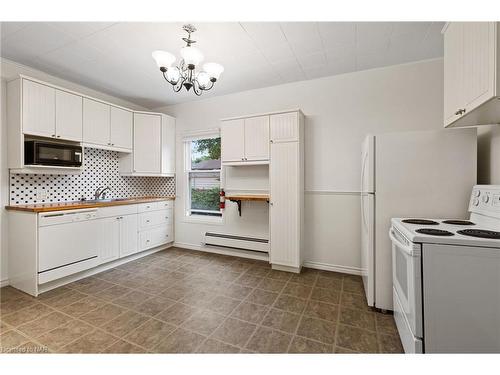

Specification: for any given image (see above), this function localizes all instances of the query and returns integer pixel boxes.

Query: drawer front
[97,204,138,218]
[139,209,173,229]
[138,200,174,213]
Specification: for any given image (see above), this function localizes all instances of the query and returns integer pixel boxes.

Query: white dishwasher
[38,209,100,284]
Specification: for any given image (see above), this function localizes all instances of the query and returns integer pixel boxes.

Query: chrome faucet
[94,186,111,200]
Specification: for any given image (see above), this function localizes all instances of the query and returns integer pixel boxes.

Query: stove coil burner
[402,219,439,225]
[457,229,500,239]
[442,220,476,226]
[415,228,455,236]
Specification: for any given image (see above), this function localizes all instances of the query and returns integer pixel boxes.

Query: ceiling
[0,22,444,108]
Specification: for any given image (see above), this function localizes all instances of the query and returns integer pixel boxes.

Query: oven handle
[389,228,421,257]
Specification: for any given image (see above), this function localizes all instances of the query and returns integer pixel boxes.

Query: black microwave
[24,141,83,167]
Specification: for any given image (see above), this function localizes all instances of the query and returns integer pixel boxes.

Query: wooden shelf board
[226,194,269,202]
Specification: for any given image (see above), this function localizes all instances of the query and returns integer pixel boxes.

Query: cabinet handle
[455,108,466,116]
[52,134,56,137]
[270,140,274,143]
[56,135,61,138]
[270,202,274,206]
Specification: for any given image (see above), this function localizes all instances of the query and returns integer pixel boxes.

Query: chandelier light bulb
[166,67,181,83]
[151,50,176,69]
[203,62,224,80]
[196,71,211,88]
[180,46,204,66]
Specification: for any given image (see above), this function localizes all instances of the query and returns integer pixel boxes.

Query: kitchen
[0,4,500,372]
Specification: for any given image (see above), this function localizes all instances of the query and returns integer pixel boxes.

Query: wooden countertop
[5,196,175,213]
[225,194,269,201]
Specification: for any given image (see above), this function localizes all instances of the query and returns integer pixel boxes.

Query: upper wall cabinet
[444,22,500,127]
[83,99,133,153]
[221,115,270,165]
[22,79,82,142]
[119,113,175,177]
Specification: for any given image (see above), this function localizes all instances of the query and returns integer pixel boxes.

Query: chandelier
[152,24,224,96]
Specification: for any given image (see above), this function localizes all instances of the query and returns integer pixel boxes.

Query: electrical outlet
[36,187,48,201]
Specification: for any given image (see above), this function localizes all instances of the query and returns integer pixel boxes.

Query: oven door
[34,142,82,167]
[389,226,423,338]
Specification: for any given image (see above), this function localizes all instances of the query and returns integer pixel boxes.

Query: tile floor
[0,247,403,354]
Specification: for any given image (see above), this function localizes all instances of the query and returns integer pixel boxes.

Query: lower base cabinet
[98,213,138,263]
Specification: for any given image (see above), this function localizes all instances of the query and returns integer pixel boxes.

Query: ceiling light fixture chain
[152,24,224,96]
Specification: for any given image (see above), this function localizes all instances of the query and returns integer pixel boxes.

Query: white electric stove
[390,185,500,353]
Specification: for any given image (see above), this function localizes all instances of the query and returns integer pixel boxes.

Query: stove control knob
[473,198,480,206]
[473,190,481,198]
[482,194,490,203]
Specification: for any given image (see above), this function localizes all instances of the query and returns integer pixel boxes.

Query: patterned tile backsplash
[10,148,175,205]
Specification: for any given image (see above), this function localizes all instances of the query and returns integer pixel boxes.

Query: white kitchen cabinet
[22,79,56,138]
[99,216,121,264]
[55,90,83,142]
[120,214,139,257]
[110,106,133,150]
[269,110,304,272]
[83,98,110,146]
[443,22,500,127]
[244,116,270,161]
[221,115,270,165]
[221,119,245,162]
[133,113,161,173]
[119,113,175,176]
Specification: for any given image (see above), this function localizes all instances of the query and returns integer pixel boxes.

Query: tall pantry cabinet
[269,111,305,272]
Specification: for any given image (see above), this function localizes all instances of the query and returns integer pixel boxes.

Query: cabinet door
[83,98,110,146]
[99,217,120,264]
[462,22,496,113]
[55,90,83,142]
[270,112,299,142]
[133,113,161,173]
[443,23,464,125]
[22,79,56,138]
[110,106,133,150]
[244,116,269,161]
[161,115,176,175]
[270,141,299,267]
[221,119,245,162]
[120,214,138,257]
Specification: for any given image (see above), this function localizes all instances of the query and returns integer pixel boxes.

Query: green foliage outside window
[191,187,220,211]
[192,138,221,164]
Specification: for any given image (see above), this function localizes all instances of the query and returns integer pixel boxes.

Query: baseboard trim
[173,241,269,262]
[1,278,9,288]
[303,261,362,276]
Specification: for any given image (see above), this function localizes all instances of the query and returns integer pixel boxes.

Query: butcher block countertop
[6,196,175,213]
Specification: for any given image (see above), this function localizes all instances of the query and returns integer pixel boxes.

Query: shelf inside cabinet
[225,194,270,216]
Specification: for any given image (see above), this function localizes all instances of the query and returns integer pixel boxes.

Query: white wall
[157,58,444,272]
[0,58,149,286]
[478,125,500,185]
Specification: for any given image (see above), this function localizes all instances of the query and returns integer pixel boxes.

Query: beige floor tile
[155,302,199,326]
[340,291,371,311]
[375,313,398,335]
[37,320,93,350]
[204,295,241,315]
[289,269,318,286]
[42,289,87,309]
[101,310,150,337]
[231,302,269,324]
[92,285,132,301]
[234,273,262,287]
[334,346,359,353]
[310,287,341,304]
[154,328,206,353]
[0,329,30,349]
[297,316,336,344]
[13,341,49,354]
[288,336,332,353]
[336,324,379,353]
[79,303,126,327]
[246,289,278,306]
[1,303,55,327]
[181,309,226,336]
[303,300,339,322]
[339,307,376,331]
[212,318,257,347]
[17,312,73,338]
[125,318,176,349]
[282,283,313,299]
[315,276,343,290]
[133,296,176,317]
[256,278,287,293]
[217,284,253,300]
[59,297,107,318]
[343,277,365,295]
[245,326,292,353]
[102,340,147,353]
[60,329,118,353]
[113,290,154,309]
[261,308,301,334]
[266,270,293,282]
[197,338,240,353]
[378,333,404,353]
[273,295,307,314]
[0,294,38,315]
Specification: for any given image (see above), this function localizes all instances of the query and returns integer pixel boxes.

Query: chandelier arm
[192,81,203,96]
[172,75,186,92]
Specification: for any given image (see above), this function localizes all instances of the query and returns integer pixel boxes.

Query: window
[185,135,222,218]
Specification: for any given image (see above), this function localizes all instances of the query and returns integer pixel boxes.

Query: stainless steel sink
[82,199,115,203]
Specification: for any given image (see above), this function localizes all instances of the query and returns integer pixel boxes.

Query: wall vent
[203,232,269,253]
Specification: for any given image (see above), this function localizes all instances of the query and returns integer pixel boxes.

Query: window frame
[183,132,223,224]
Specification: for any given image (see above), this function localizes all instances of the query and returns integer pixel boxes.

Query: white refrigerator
[360,128,477,311]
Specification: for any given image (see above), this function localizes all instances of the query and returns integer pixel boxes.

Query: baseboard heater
[203,232,269,253]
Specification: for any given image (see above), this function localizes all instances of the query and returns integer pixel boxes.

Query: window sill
[182,215,225,226]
